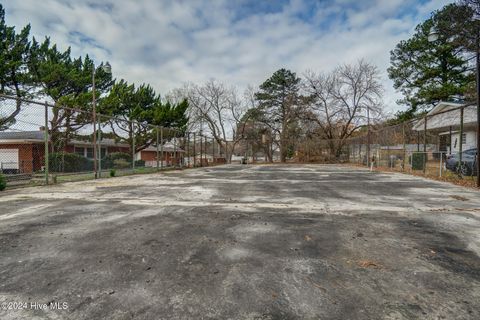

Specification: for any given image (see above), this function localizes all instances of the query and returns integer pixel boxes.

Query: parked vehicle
[445,148,477,176]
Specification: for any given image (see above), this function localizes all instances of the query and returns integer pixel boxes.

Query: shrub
[411,152,426,170]
[113,159,130,169]
[109,169,116,177]
[49,152,94,173]
[134,160,146,167]
[103,152,132,169]
[0,173,6,191]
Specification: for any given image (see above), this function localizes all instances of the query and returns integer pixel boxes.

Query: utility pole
[44,102,49,185]
[92,69,97,179]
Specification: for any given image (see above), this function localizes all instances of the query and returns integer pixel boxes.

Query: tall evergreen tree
[0,4,34,129]
[388,4,474,120]
[28,37,113,151]
[101,80,188,153]
[255,68,302,162]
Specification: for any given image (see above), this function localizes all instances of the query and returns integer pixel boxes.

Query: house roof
[0,130,184,152]
[0,130,45,142]
[72,139,184,153]
[142,142,184,153]
[412,101,476,131]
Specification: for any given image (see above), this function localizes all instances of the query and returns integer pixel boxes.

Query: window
[74,146,85,157]
[86,148,94,159]
[74,146,106,159]
[462,133,467,144]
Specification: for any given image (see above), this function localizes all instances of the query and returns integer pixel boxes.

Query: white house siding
[448,131,476,153]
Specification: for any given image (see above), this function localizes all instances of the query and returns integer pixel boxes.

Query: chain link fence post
[173,129,177,168]
[205,136,208,166]
[44,101,50,185]
[187,132,190,168]
[193,132,196,167]
[459,106,464,165]
[132,124,136,171]
[212,137,215,165]
[156,126,160,171]
[423,115,427,175]
[98,116,102,178]
[199,134,203,167]
[402,123,406,172]
[160,127,164,170]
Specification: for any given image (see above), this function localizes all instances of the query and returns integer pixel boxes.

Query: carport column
[449,126,452,155]
[44,102,49,185]
[417,132,420,152]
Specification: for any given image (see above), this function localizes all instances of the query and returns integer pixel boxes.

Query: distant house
[413,101,477,154]
[0,129,184,174]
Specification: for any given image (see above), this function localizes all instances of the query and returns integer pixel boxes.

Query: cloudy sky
[5,0,452,113]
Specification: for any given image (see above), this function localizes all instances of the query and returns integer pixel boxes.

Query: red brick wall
[140,151,184,165]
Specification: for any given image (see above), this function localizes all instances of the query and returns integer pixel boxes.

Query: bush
[49,152,94,173]
[103,152,132,169]
[113,159,130,169]
[411,152,426,170]
[0,173,6,191]
[134,160,145,167]
[109,169,116,177]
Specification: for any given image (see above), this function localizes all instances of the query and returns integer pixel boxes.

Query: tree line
[175,59,383,163]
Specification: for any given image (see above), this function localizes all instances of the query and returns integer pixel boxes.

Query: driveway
[0,164,479,319]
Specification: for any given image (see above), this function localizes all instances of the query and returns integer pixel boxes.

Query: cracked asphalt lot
[0,164,479,319]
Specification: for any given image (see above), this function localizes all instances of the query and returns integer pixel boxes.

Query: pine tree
[388,4,474,119]
[255,69,302,162]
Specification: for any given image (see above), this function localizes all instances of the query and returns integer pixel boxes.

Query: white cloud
[3,0,454,113]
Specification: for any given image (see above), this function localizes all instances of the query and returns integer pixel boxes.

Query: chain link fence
[290,102,479,187]
[0,95,221,188]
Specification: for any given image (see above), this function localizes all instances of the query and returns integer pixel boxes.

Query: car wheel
[460,163,472,176]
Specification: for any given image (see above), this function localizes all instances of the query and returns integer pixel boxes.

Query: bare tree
[238,86,275,162]
[303,60,384,159]
[181,80,248,162]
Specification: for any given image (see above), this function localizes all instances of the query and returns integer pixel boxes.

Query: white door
[0,149,19,170]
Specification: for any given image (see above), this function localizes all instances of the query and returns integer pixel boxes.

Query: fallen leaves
[450,195,469,201]
[357,260,382,269]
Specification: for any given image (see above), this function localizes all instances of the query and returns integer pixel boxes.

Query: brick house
[0,130,184,174]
